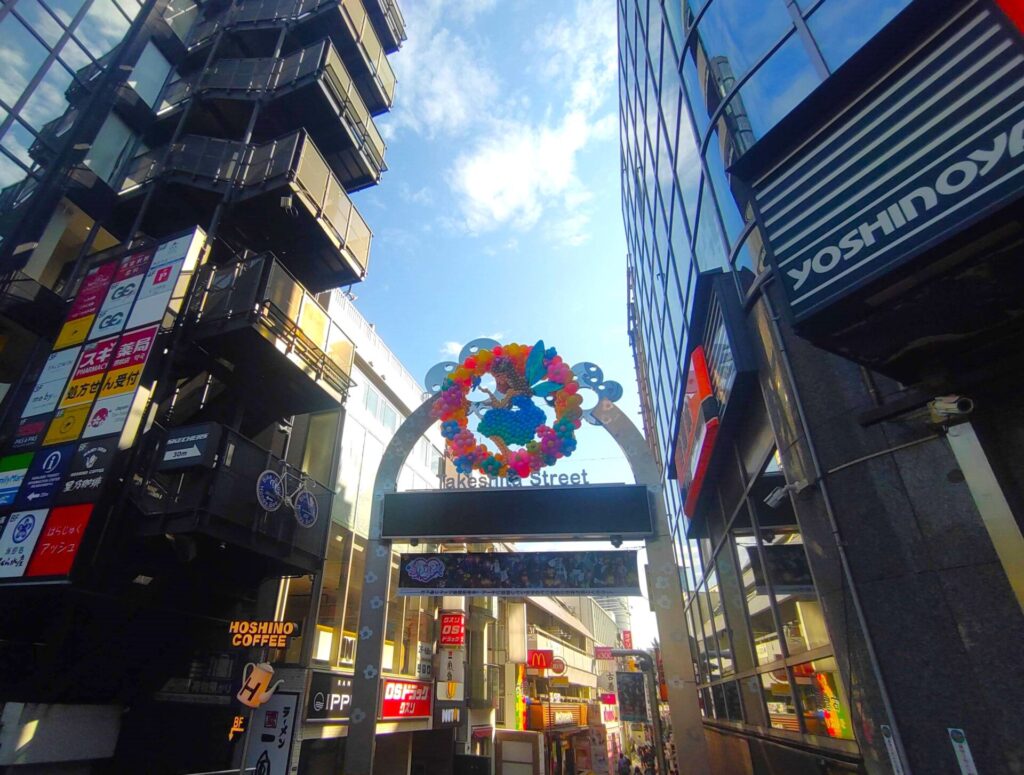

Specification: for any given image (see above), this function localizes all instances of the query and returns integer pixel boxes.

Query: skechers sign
[753,6,1024,322]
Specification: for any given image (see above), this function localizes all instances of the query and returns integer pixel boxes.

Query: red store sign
[379,679,432,720]
[439,611,466,647]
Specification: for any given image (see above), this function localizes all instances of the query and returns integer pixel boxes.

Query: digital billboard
[397,550,640,597]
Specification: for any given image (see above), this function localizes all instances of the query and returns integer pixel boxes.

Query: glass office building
[620,1,1024,773]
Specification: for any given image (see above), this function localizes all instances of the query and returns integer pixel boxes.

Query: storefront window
[761,531,829,657]
[712,681,743,721]
[792,657,856,740]
[761,670,800,732]
[734,534,783,665]
[312,523,353,665]
[340,536,367,664]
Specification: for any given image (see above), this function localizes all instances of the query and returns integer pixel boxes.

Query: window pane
[694,187,728,271]
[696,0,793,81]
[128,41,172,108]
[761,531,829,657]
[761,670,800,732]
[20,59,74,133]
[341,536,367,661]
[793,656,856,740]
[311,524,352,664]
[808,0,910,72]
[735,534,782,665]
[84,112,132,182]
[18,0,67,47]
[738,33,820,138]
[0,16,50,109]
[75,0,131,58]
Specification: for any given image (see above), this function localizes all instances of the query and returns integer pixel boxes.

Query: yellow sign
[228,715,246,741]
[550,676,570,686]
[228,620,299,648]
[100,364,143,397]
[44,406,90,445]
[54,315,95,350]
[60,375,103,408]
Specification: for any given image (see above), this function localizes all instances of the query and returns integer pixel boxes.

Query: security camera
[611,535,623,548]
[928,395,974,425]
[410,538,419,547]
[764,481,807,509]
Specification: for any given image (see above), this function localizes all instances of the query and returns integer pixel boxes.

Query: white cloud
[389,1,499,139]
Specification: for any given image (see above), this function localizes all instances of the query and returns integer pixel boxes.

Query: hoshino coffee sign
[754,6,1024,321]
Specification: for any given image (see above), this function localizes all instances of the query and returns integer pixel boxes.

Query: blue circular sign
[294,490,318,528]
[256,470,284,511]
[12,514,36,543]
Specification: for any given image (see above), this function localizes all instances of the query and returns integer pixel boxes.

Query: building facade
[0,0,406,771]
[620,1,1024,774]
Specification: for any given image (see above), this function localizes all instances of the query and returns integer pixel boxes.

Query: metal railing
[186,0,395,108]
[190,253,355,401]
[133,423,333,564]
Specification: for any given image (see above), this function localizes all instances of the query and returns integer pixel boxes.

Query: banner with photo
[616,672,649,723]
[397,550,640,596]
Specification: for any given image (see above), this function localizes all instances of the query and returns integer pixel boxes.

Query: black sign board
[306,671,353,722]
[16,442,74,507]
[55,437,117,505]
[753,5,1024,324]
[382,484,653,541]
[159,423,221,470]
[398,551,641,597]
[434,700,464,729]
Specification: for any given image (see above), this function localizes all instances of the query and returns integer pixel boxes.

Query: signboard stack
[0,229,205,585]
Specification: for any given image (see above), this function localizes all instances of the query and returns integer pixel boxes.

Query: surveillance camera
[410,538,419,547]
[928,395,974,425]
[279,194,293,209]
[763,486,789,509]
[611,535,623,548]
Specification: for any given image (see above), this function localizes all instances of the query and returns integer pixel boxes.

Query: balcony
[157,39,385,189]
[188,254,354,416]
[118,129,372,289]
[0,271,67,338]
[363,0,405,54]
[131,424,333,576]
[186,0,395,113]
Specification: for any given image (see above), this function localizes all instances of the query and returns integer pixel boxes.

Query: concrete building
[619,1,1024,773]
[0,0,408,771]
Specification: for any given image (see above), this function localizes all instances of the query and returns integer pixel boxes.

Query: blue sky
[351,0,641,485]
[347,0,658,644]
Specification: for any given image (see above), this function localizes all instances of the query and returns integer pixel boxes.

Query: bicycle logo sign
[256,469,319,528]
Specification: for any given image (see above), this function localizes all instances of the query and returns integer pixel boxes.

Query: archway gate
[340,392,711,775]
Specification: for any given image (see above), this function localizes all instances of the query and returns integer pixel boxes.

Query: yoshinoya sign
[753,5,1024,323]
[306,671,353,722]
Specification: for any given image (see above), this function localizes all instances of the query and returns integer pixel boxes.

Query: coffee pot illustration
[236,662,283,709]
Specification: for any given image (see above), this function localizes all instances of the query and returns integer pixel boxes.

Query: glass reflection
[808,0,910,71]
[693,0,793,82]
[738,33,820,138]
[793,657,856,740]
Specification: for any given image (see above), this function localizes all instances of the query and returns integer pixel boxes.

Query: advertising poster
[60,335,118,409]
[0,509,47,578]
[11,416,50,451]
[127,259,184,329]
[56,437,117,504]
[54,261,117,349]
[398,551,640,596]
[616,672,648,723]
[87,249,152,341]
[82,393,136,439]
[243,691,298,775]
[43,406,91,446]
[22,347,80,419]
[25,504,93,577]
[0,453,34,505]
[99,325,157,398]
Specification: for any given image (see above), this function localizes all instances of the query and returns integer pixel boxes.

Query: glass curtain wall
[618,0,908,750]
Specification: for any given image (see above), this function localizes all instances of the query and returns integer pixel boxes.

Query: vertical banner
[243,691,298,775]
[616,672,648,723]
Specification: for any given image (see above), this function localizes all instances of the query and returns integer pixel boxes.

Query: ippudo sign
[439,611,466,647]
[379,678,432,720]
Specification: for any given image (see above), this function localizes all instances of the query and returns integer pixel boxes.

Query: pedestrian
[617,752,632,775]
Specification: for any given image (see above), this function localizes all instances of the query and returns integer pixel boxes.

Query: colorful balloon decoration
[430,340,583,480]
